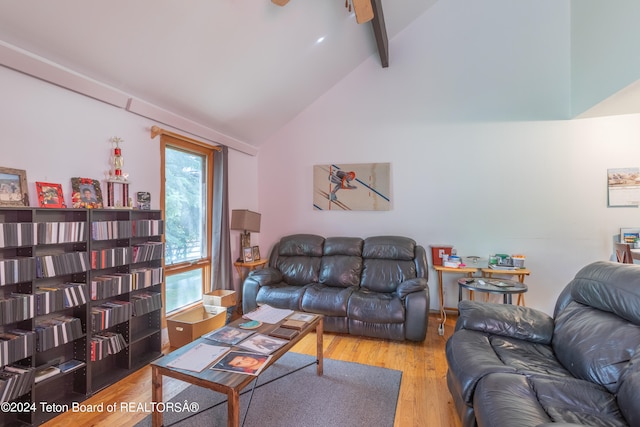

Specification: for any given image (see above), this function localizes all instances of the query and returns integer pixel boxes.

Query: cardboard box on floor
[203,289,236,307]
[167,306,226,349]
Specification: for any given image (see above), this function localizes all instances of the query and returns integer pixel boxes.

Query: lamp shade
[230,209,261,233]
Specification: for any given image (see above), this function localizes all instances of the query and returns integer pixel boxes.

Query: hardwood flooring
[42,313,461,427]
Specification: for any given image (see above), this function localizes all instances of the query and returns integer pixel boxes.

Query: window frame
[160,134,215,319]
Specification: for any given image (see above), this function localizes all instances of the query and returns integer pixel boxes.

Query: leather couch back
[269,234,427,292]
[552,261,640,394]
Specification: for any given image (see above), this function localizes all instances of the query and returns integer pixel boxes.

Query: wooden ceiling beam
[370,0,389,68]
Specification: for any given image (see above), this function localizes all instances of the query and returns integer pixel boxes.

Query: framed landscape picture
[71,177,103,209]
[36,182,66,208]
[0,166,29,207]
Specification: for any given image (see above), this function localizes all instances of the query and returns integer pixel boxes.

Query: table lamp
[230,209,261,261]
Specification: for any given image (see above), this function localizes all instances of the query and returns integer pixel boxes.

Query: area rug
[135,352,401,427]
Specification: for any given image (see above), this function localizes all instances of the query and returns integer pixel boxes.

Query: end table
[234,259,268,313]
[480,267,531,305]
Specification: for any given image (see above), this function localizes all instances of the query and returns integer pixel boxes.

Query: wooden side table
[433,265,478,316]
[480,267,531,306]
[234,259,268,313]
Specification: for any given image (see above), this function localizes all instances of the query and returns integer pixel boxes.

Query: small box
[167,307,226,349]
[430,245,453,266]
[203,290,237,307]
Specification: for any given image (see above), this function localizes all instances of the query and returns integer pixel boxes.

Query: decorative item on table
[105,136,131,209]
[36,182,66,208]
[443,255,463,268]
[511,254,526,268]
[430,245,454,266]
[71,177,103,209]
[136,191,151,210]
[0,166,29,207]
[251,246,261,261]
[230,209,261,262]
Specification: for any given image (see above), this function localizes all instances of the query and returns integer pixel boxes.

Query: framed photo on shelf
[243,247,254,263]
[36,182,66,208]
[251,246,260,261]
[71,177,103,209]
[0,166,29,207]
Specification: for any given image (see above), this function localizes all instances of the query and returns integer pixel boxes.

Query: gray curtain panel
[211,145,233,291]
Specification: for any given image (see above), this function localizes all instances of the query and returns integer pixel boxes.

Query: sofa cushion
[278,234,325,257]
[553,300,640,393]
[474,373,627,427]
[319,255,362,288]
[255,284,308,311]
[301,283,354,316]
[323,237,363,257]
[362,236,415,260]
[347,290,405,323]
[617,348,640,426]
[276,257,321,286]
[361,259,416,293]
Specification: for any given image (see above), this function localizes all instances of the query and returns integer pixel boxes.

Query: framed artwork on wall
[36,182,66,208]
[71,177,103,209]
[0,166,29,207]
[313,162,391,211]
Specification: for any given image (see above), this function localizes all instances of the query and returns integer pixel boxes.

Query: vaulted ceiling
[0,0,437,146]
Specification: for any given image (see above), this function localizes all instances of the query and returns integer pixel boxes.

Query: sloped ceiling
[0,0,437,146]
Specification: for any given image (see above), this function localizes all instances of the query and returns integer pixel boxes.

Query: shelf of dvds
[0,207,164,426]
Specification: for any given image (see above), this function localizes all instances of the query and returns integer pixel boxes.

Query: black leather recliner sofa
[242,234,429,341]
[446,261,640,427]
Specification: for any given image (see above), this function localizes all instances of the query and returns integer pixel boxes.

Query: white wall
[257,0,640,314]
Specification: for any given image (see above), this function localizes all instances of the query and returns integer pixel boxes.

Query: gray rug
[135,352,401,427]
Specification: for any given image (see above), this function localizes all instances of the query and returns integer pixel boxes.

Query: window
[161,135,214,314]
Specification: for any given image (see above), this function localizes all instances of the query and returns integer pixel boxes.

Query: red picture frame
[36,181,66,208]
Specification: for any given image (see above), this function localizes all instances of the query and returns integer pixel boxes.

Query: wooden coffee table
[151,313,323,427]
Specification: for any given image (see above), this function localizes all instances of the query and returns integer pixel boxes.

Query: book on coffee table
[236,333,287,355]
[210,351,272,376]
[269,327,299,340]
[281,319,306,330]
[203,326,254,345]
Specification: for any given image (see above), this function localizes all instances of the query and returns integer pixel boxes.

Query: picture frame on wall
[71,177,103,209]
[36,182,66,208]
[243,247,254,263]
[0,166,29,207]
[252,246,260,261]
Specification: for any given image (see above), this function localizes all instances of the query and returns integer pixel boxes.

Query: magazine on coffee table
[210,351,272,376]
[203,326,254,345]
[235,333,287,355]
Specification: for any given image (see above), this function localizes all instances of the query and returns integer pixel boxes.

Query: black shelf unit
[0,208,163,426]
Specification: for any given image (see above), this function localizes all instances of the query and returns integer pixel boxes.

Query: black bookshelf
[0,208,164,426]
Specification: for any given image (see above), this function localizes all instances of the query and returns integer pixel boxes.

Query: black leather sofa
[242,234,429,341]
[446,261,640,427]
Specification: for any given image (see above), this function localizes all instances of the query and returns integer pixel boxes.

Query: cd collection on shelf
[35,283,87,315]
[91,220,133,240]
[34,316,83,352]
[35,252,90,278]
[0,258,36,286]
[0,222,35,247]
[90,247,131,269]
[1,364,36,403]
[0,293,35,325]
[0,330,35,366]
[130,292,162,316]
[0,208,164,425]
[91,300,132,332]
[132,241,164,263]
[36,221,86,244]
[90,332,127,361]
[90,267,163,300]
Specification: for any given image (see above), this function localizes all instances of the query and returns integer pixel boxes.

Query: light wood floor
[43,313,461,427]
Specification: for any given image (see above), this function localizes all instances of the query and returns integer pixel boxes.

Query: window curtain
[211,146,233,291]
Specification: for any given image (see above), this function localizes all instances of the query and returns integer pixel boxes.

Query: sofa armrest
[396,277,427,298]
[242,268,283,313]
[456,300,554,344]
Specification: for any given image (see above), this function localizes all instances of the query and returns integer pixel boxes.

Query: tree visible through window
[161,136,214,314]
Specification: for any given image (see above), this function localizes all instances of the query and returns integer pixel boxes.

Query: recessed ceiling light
[316,36,326,44]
